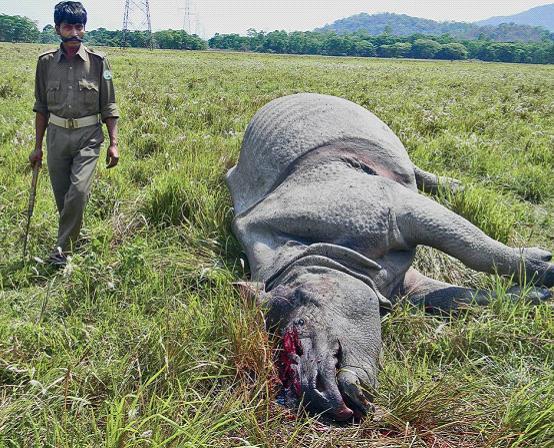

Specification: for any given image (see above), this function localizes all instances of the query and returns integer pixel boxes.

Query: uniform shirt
[33,44,119,122]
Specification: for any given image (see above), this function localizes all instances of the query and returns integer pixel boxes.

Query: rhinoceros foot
[521,247,552,262]
[519,247,554,287]
[507,285,552,304]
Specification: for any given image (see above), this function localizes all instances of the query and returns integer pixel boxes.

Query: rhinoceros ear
[233,281,271,306]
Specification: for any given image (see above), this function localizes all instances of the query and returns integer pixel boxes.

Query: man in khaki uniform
[29,1,119,266]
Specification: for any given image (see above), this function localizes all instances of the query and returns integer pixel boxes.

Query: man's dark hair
[54,1,87,26]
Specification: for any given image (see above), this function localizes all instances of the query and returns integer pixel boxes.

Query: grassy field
[0,43,553,447]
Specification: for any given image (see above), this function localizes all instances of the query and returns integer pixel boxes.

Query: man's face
[56,22,85,48]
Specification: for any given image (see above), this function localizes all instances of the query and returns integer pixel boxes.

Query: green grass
[0,43,553,447]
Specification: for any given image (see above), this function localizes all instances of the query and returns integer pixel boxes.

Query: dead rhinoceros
[225,93,554,421]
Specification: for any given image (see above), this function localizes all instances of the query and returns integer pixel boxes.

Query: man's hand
[29,149,43,168]
[106,144,119,168]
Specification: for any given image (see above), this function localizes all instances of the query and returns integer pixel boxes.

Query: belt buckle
[67,118,76,129]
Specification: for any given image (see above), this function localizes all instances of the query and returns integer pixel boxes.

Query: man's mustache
[61,36,83,42]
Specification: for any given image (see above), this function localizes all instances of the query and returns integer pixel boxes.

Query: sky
[0,0,551,38]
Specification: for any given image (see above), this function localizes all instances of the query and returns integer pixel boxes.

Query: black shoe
[47,252,68,268]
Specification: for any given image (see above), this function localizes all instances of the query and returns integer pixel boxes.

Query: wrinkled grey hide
[226,93,554,421]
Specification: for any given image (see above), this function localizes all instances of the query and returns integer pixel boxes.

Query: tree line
[0,14,206,50]
[1,13,552,64]
[209,29,554,64]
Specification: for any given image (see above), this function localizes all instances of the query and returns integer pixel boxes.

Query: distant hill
[315,12,552,42]
[316,13,469,36]
[477,3,554,31]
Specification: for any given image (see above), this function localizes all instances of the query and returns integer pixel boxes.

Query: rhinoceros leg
[413,165,462,195]
[402,268,552,312]
[395,190,554,288]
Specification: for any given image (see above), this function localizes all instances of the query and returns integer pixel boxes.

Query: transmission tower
[194,14,202,37]
[122,0,153,49]
[179,0,194,34]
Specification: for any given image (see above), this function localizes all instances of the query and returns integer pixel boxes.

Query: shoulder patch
[38,48,58,59]
[86,47,106,59]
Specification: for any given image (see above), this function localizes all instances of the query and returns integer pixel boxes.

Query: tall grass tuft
[438,185,525,244]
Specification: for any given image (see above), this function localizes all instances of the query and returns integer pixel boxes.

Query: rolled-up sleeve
[99,57,119,121]
[33,58,48,115]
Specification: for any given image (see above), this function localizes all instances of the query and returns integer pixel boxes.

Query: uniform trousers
[46,122,104,252]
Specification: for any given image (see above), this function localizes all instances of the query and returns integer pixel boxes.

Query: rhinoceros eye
[295,318,305,326]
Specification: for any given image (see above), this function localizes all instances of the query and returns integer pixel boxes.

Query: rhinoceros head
[260,265,382,421]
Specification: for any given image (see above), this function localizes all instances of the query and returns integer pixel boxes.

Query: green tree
[208,33,248,50]
[491,42,518,63]
[263,30,289,53]
[303,32,323,54]
[473,42,497,61]
[378,42,412,58]
[128,31,151,48]
[86,27,121,47]
[154,30,206,50]
[246,28,265,51]
[0,14,40,42]
[288,31,307,54]
[40,24,58,44]
[353,40,376,57]
[323,33,354,56]
[411,38,442,58]
[373,33,396,46]
[528,42,554,64]
[437,43,468,60]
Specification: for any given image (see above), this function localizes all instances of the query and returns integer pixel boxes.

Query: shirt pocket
[78,79,99,108]
[46,80,61,107]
